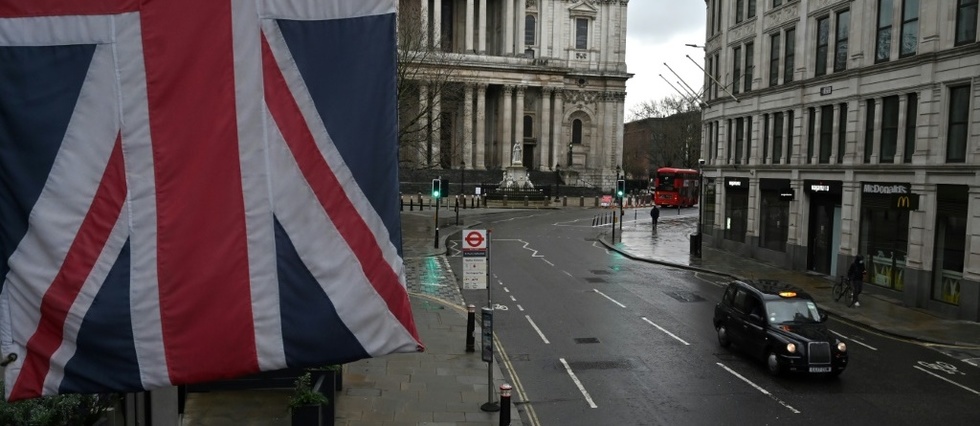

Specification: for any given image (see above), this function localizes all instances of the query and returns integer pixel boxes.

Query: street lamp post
[461,161,466,208]
[616,165,623,233]
[694,160,704,258]
[554,163,561,202]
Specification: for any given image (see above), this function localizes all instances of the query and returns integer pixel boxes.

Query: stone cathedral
[398,0,630,188]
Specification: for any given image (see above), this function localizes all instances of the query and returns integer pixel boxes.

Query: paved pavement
[184,205,980,426]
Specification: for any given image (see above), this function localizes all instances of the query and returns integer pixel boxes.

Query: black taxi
[713,280,848,377]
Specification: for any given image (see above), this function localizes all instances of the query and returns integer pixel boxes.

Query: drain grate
[585,277,607,283]
[664,290,705,302]
[574,337,600,344]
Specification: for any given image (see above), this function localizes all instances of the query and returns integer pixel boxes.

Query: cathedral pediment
[568,1,598,18]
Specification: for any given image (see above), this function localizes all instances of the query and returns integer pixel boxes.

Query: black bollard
[409,198,414,211]
[499,384,512,426]
[466,305,475,353]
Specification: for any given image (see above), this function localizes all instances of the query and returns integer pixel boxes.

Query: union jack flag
[0,0,420,401]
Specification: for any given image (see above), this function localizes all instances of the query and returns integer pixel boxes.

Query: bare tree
[397,0,464,169]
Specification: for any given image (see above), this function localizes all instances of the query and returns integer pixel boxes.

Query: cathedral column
[540,87,553,170]
[475,83,487,169]
[418,83,429,167]
[463,83,474,167]
[420,0,429,48]
[514,86,526,165]
[465,0,475,52]
[552,89,565,166]
[504,0,514,55]
[433,0,442,50]
[431,88,441,168]
[478,0,487,54]
[501,85,514,166]
[517,0,526,54]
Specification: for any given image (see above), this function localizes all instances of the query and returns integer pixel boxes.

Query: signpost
[462,230,488,290]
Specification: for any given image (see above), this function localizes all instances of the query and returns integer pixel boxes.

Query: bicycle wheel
[833,280,845,301]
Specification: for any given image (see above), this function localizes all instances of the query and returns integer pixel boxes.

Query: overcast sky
[624,1,707,119]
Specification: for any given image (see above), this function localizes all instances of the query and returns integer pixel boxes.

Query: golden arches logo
[897,196,910,208]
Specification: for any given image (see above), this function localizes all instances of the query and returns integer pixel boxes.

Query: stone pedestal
[500,166,534,189]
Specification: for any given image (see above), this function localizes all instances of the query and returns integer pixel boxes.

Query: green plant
[0,378,118,426]
[288,372,328,408]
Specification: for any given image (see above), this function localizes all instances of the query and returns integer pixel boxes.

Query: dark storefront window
[933,185,968,305]
[859,184,911,291]
[904,93,917,162]
[704,179,717,231]
[947,85,970,163]
[880,95,900,163]
[759,183,790,252]
[725,179,749,243]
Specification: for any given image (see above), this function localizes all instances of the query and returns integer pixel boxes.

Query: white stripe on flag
[0,14,116,46]
[257,0,395,21]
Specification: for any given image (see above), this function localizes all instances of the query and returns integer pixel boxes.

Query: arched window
[572,119,583,144]
[524,116,533,138]
[525,15,537,46]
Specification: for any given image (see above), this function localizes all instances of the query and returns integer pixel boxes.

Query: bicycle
[833,276,853,302]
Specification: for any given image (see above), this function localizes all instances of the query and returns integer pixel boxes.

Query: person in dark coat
[847,255,867,307]
[650,205,660,232]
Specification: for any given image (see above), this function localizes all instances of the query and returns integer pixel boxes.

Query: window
[864,100,876,163]
[572,119,583,144]
[748,0,757,19]
[774,0,783,7]
[773,112,784,163]
[947,86,970,163]
[744,42,754,92]
[706,56,714,100]
[746,117,753,163]
[784,28,795,83]
[880,96,899,163]
[736,0,745,23]
[526,15,536,46]
[713,53,721,99]
[786,110,795,161]
[733,47,742,95]
[899,0,918,56]
[523,116,533,138]
[575,18,589,49]
[904,93,917,162]
[807,107,816,163]
[876,0,894,62]
[715,0,722,34]
[708,0,715,35]
[727,119,733,163]
[838,103,848,163]
[735,118,745,164]
[770,33,781,86]
[955,0,978,45]
[816,16,830,76]
[763,114,770,163]
[820,105,833,163]
[835,10,850,72]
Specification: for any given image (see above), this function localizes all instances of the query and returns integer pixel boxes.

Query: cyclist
[847,255,867,307]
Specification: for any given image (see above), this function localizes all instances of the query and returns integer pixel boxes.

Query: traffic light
[431,178,442,199]
[616,179,625,198]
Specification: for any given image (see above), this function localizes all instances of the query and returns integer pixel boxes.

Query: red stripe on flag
[260,35,420,343]
[0,0,138,18]
[142,0,258,383]
[9,136,127,401]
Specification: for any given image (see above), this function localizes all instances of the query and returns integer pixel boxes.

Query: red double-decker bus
[653,167,700,207]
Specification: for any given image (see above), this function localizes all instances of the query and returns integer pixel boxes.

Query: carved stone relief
[764,1,801,30]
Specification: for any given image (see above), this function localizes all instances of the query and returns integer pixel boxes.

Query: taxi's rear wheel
[766,351,782,376]
[716,325,731,348]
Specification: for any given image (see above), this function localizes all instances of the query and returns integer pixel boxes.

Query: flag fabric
[0,0,420,401]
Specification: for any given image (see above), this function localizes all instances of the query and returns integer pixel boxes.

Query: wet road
[446,208,980,425]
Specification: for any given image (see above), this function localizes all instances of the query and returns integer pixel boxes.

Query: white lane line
[641,317,690,346]
[525,315,550,344]
[913,366,980,396]
[560,358,598,409]
[716,363,801,414]
[831,330,878,351]
[504,287,510,293]
[593,289,626,308]
[542,259,555,267]
[510,295,517,302]
[517,305,524,311]
[563,270,574,277]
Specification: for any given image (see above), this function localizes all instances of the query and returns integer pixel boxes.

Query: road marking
[913,365,980,396]
[504,287,510,293]
[593,289,626,308]
[831,331,878,351]
[510,295,517,302]
[517,304,524,312]
[964,358,980,368]
[493,334,542,426]
[592,241,610,253]
[542,259,555,266]
[563,271,574,277]
[716,363,801,414]
[641,317,690,346]
[526,315,550,344]
[560,358,597,408]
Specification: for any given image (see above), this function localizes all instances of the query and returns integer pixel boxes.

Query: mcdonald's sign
[892,193,920,210]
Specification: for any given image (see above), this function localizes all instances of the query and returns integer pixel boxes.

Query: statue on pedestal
[512,142,522,166]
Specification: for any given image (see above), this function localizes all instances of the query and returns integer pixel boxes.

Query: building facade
[700,0,980,321]
[398,0,630,187]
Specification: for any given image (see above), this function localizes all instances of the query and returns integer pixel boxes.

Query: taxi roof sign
[778,291,798,298]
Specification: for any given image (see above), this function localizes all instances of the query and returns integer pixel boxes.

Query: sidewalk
[602,214,980,348]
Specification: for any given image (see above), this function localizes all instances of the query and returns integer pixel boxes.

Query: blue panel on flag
[274,218,369,367]
[0,44,96,288]
[60,240,142,394]
[277,14,401,254]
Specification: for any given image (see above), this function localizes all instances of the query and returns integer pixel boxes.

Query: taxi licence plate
[809,366,832,373]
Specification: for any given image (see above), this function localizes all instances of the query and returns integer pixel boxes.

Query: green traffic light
[433,191,440,198]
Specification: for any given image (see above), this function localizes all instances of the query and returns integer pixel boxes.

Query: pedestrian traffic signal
[616,179,625,198]
[431,178,441,199]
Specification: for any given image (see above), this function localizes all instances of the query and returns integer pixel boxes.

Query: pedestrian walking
[847,255,867,307]
[650,205,660,233]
